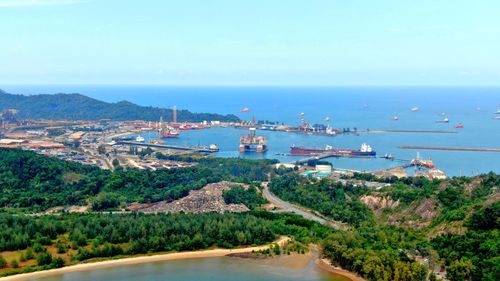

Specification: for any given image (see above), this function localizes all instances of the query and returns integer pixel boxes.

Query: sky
[0,0,499,86]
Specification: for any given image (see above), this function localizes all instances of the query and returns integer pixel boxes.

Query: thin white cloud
[0,0,90,8]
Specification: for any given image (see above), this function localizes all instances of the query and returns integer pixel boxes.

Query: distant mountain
[0,90,240,122]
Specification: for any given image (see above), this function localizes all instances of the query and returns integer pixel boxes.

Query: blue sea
[3,85,500,177]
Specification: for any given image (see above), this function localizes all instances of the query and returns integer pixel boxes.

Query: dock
[399,146,500,152]
[116,141,218,153]
[357,129,457,134]
[293,152,376,165]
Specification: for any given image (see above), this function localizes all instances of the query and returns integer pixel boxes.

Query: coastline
[316,258,367,281]
[1,237,290,281]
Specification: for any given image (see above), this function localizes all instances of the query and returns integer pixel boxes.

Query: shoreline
[0,238,364,281]
[316,258,367,281]
[1,237,290,281]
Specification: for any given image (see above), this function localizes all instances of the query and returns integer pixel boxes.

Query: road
[262,183,344,230]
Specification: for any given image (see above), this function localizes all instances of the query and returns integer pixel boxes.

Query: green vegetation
[0,211,330,276]
[0,149,273,211]
[156,153,277,183]
[223,185,267,210]
[0,90,239,122]
[270,171,499,281]
[269,174,373,226]
[323,229,428,281]
[431,201,500,281]
[0,148,498,280]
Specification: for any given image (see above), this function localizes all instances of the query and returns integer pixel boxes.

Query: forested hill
[0,89,240,122]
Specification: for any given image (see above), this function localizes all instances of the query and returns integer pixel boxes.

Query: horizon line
[2,83,500,88]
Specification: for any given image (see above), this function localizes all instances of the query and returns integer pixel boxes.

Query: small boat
[495,110,500,114]
[495,116,500,120]
[240,107,250,113]
[436,118,449,123]
[382,153,395,160]
[410,106,419,112]
[135,136,145,142]
[390,116,399,121]
[440,112,447,116]
[454,123,464,128]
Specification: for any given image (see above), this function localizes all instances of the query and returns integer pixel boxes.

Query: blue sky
[0,0,499,85]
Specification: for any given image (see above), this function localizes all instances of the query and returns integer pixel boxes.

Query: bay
[3,85,499,176]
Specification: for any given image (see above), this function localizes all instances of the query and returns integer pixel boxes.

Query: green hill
[270,173,500,281]
[0,89,240,122]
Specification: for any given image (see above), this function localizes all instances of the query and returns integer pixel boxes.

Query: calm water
[30,256,348,281]
[3,85,500,176]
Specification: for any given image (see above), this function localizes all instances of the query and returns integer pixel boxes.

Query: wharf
[358,129,457,134]
[116,141,218,153]
[399,145,500,152]
[293,152,376,165]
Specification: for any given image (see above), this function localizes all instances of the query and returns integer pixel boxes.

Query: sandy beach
[316,258,366,281]
[1,237,290,281]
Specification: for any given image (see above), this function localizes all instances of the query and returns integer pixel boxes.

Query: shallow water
[32,256,349,281]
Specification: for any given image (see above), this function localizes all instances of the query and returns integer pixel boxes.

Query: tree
[0,254,7,268]
[51,257,65,268]
[447,259,475,281]
[11,259,19,268]
[37,252,53,266]
[112,158,120,167]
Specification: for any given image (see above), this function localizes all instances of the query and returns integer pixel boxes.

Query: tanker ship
[290,143,376,157]
[240,127,267,153]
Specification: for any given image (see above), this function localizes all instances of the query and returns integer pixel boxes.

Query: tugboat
[391,116,399,121]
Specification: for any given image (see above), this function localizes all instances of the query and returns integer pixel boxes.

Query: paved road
[262,183,344,230]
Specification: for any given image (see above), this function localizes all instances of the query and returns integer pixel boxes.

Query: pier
[357,129,457,134]
[399,146,500,152]
[116,141,218,153]
[293,152,376,165]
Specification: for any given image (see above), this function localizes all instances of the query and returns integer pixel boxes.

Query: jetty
[358,129,457,134]
[399,146,500,152]
[116,141,218,153]
[293,152,376,165]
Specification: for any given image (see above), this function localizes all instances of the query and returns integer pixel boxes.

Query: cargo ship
[240,127,267,153]
[290,143,376,157]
